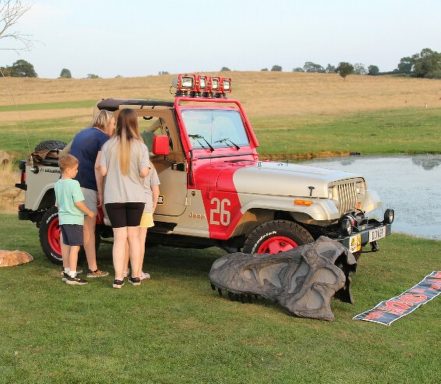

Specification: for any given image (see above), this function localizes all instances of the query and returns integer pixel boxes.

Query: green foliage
[86,73,100,79]
[368,65,380,76]
[261,68,268,71]
[220,66,231,72]
[292,67,304,72]
[158,71,169,75]
[271,65,282,72]
[303,61,325,73]
[325,64,336,73]
[396,48,441,78]
[413,48,441,78]
[0,213,440,383]
[59,68,72,78]
[1,59,37,77]
[397,56,414,74]
[336,62,354,79]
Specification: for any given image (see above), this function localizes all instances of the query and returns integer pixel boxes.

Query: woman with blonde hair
[69,109,115,278]
[99,109,150,288]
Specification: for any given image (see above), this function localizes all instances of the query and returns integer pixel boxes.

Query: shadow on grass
[95,241,225,279]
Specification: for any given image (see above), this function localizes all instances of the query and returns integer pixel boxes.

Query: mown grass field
[0,214,440,384]
[1,72,441,161]
[1,73,440,383]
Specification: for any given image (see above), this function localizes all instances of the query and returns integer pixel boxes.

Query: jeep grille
[330,179,363,215]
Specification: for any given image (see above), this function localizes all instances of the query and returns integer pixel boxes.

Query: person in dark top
[69,110,115,278]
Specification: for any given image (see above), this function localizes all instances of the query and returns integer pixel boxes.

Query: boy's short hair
[59,154,79,173]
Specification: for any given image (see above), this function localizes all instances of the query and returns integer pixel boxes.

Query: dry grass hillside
[1,72,441,121]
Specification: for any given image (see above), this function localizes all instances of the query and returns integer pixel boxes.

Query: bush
[59,68,72,78]
[271,65,282,72]
[336,62,354,79]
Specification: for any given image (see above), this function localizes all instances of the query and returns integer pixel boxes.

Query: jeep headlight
[356,180,366,195]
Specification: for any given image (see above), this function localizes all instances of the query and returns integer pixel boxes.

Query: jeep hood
[218,161,362,198]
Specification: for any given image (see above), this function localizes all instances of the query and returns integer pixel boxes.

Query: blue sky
[1,0,440,78]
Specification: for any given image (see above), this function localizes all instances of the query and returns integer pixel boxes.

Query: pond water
[300,155,441,240]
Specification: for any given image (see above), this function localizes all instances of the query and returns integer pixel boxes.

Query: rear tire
[39,207,102,265]
[243,220,314,255]
[39,206,62,264]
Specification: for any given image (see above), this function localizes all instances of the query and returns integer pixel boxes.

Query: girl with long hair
[99,109,150,288]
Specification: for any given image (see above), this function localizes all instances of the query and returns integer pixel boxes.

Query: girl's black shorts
[105,202,145,228]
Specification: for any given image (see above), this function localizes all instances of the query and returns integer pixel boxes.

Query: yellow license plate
[349,234,362,253]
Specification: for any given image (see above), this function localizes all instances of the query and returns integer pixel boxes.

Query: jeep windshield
[181,109,250,150]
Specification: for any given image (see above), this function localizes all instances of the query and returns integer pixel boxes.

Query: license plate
[349,234,362,253]
[369,226,386,242]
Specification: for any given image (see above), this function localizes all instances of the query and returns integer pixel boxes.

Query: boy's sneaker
[112,279,125,289]
[65,275,88,286]
[61,272,69,282]
[128,276,141,286]
[60,268,83,277]
[87,269,109,278]
[140,271,151,281]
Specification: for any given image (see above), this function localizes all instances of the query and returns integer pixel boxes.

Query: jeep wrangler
[16,74,394,264]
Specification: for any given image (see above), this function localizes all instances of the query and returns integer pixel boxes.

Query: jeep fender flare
[32,184,56,212]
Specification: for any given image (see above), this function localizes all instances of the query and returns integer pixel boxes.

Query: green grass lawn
[2,106,441,162]
[252,107,441,157]
[0,214,440,383]
[0,117,85,159]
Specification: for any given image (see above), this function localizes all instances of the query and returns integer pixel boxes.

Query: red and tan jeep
[16,74,394,264]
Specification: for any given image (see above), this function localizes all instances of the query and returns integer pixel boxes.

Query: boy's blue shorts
[60,224,83,246]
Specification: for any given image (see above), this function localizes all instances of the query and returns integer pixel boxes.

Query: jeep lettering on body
[16,74,394,264]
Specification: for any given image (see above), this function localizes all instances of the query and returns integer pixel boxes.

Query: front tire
[243,220,314,255]
[39,206,62,264]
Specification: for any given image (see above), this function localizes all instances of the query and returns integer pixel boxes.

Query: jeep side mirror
[152,135,170,156]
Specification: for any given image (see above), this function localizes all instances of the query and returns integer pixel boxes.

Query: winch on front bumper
[336,208,394,254]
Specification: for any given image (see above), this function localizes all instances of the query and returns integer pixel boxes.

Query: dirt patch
[0,161,24,212]
[0,108,93,123]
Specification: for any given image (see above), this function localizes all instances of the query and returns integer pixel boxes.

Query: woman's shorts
[105,202,145,228]
[60,224,84,246]
[81,188,98,213]
[139,212,154,228]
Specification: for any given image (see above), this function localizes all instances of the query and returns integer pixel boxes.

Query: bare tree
[0,0,31,51]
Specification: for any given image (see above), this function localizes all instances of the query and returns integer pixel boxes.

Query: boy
[55,154,95,285]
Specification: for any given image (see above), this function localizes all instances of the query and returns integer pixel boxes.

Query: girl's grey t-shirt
[100,137,150,204]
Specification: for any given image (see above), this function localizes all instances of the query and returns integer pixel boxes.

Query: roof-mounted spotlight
[220,77,232,94]
[172,74,196,96]
[171,74,233,98]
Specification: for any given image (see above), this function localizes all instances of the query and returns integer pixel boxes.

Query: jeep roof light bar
[171,74,232,99]
[97,98,174,111]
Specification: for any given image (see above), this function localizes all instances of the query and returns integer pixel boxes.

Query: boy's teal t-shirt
[54,178,85,225]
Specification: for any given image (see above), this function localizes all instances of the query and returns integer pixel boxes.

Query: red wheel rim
[257,236,298,254]
[47,217,61,255]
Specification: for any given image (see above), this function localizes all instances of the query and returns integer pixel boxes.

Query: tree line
[226,48,441,79]
[1,48,440,80]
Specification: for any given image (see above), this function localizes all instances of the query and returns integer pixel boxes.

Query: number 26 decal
[209,198,231,226]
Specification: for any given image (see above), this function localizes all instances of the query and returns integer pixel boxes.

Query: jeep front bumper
[338,222,392,254]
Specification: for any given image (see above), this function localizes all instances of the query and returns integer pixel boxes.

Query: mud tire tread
[243,220,314,254]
